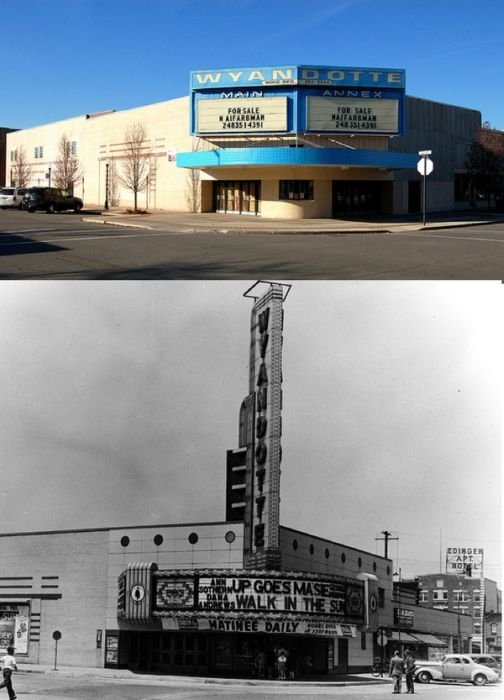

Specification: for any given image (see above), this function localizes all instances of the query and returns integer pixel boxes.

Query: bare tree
[108,160,120,207]
[12,145,33,188]
[53,134,82,192]
[120,123,150,211]
[185,138,203,213]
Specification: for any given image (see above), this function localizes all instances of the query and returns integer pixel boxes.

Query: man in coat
[389,649,405,694]
[404,649,416,694]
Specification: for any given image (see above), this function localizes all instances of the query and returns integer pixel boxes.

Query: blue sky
[2,0,504,130]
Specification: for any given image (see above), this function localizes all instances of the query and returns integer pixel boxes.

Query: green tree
[465,125,504,209]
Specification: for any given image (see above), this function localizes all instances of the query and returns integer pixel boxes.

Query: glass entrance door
[214,181,260,215]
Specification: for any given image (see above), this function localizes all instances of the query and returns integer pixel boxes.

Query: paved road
[13,670,502,699]
[1,211,504,279]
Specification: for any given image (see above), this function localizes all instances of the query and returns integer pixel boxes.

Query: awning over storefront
[387,630,419,644]
[411,633,446,646]
[177,147,418,170]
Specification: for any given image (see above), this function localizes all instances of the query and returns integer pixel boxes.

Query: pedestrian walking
[389,649,405,694]
[404,648,416,694]
[0,646,17,700]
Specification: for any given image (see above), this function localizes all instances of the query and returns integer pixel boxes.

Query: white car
[415,654,500,686]
[0,187,27,209]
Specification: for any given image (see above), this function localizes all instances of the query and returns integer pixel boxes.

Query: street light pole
[104,163,109,210]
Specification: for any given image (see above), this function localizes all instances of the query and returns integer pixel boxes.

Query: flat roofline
[0,520,244,539]
[280,524,391,561]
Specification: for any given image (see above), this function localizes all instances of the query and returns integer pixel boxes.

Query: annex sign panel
[307,96,399,133]
[196,97,288,133]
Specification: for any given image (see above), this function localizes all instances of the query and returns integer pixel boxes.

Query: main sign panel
[197,97,288,133]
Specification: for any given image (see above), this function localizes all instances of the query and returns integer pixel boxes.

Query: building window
[34,146,44,159]
[120,536,130,547]
[358,557,362,568]
[188,532,198,545]
[361,631,366,650]
[490,623,497,635]
[454,591,470,602]
[10,150,17,162]
[225,530,236,544]
[473,590,481,602]
[153,534,163,546]
[419,590,429,603]
[473,608,481,618]
[378,588,385,608]
[433,590,448,601]
[473,622,482,634]
[436,579,444,588]
[279,180,314,201]
[341,552,346,564]
[71,140,77,155]
[292,539,298,551]
[309,544,314,555]
[325,548,330,559]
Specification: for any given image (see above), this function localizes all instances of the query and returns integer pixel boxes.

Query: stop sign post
[53,630,61,670]
[417,150,434,226]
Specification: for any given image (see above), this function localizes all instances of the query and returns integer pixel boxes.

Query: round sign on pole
[417,157,434,176]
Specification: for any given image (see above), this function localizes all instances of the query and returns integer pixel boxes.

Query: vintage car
[415,654,500,686]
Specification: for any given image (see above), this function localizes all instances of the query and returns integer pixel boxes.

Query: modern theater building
[5,65,481,218]
[0,283,473,675]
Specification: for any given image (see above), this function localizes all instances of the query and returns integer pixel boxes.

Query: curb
[18,667,390,687]
[81,215,504,236]
[81,217,153,231]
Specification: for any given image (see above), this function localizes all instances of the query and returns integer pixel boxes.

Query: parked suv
[0,187,27,209]
[23,187,83,213]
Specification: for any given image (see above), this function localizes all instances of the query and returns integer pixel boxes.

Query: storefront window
[279,180,314,201]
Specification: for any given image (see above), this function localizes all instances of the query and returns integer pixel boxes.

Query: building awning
[177,147,419,170]
[387,630,419,644]
[411,633,446,647]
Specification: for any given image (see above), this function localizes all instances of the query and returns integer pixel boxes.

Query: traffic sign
[417,157,434,176]
[418,149,432,156]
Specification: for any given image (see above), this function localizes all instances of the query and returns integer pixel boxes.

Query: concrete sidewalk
[17,662,391,687]
[81,209,504,235]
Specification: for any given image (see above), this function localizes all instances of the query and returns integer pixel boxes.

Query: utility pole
[376,530,399,559]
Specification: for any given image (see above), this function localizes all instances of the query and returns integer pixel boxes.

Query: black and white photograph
[0,280,501,699]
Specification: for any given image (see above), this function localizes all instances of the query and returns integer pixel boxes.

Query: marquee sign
[197,97,288,133]
[160,615,357,637]
[307,96,399,133]
[155,571,365,623]
[190,65,405,137]
[191,65,405,90]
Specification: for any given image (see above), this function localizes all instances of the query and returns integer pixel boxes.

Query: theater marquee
[154,571,365,623]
